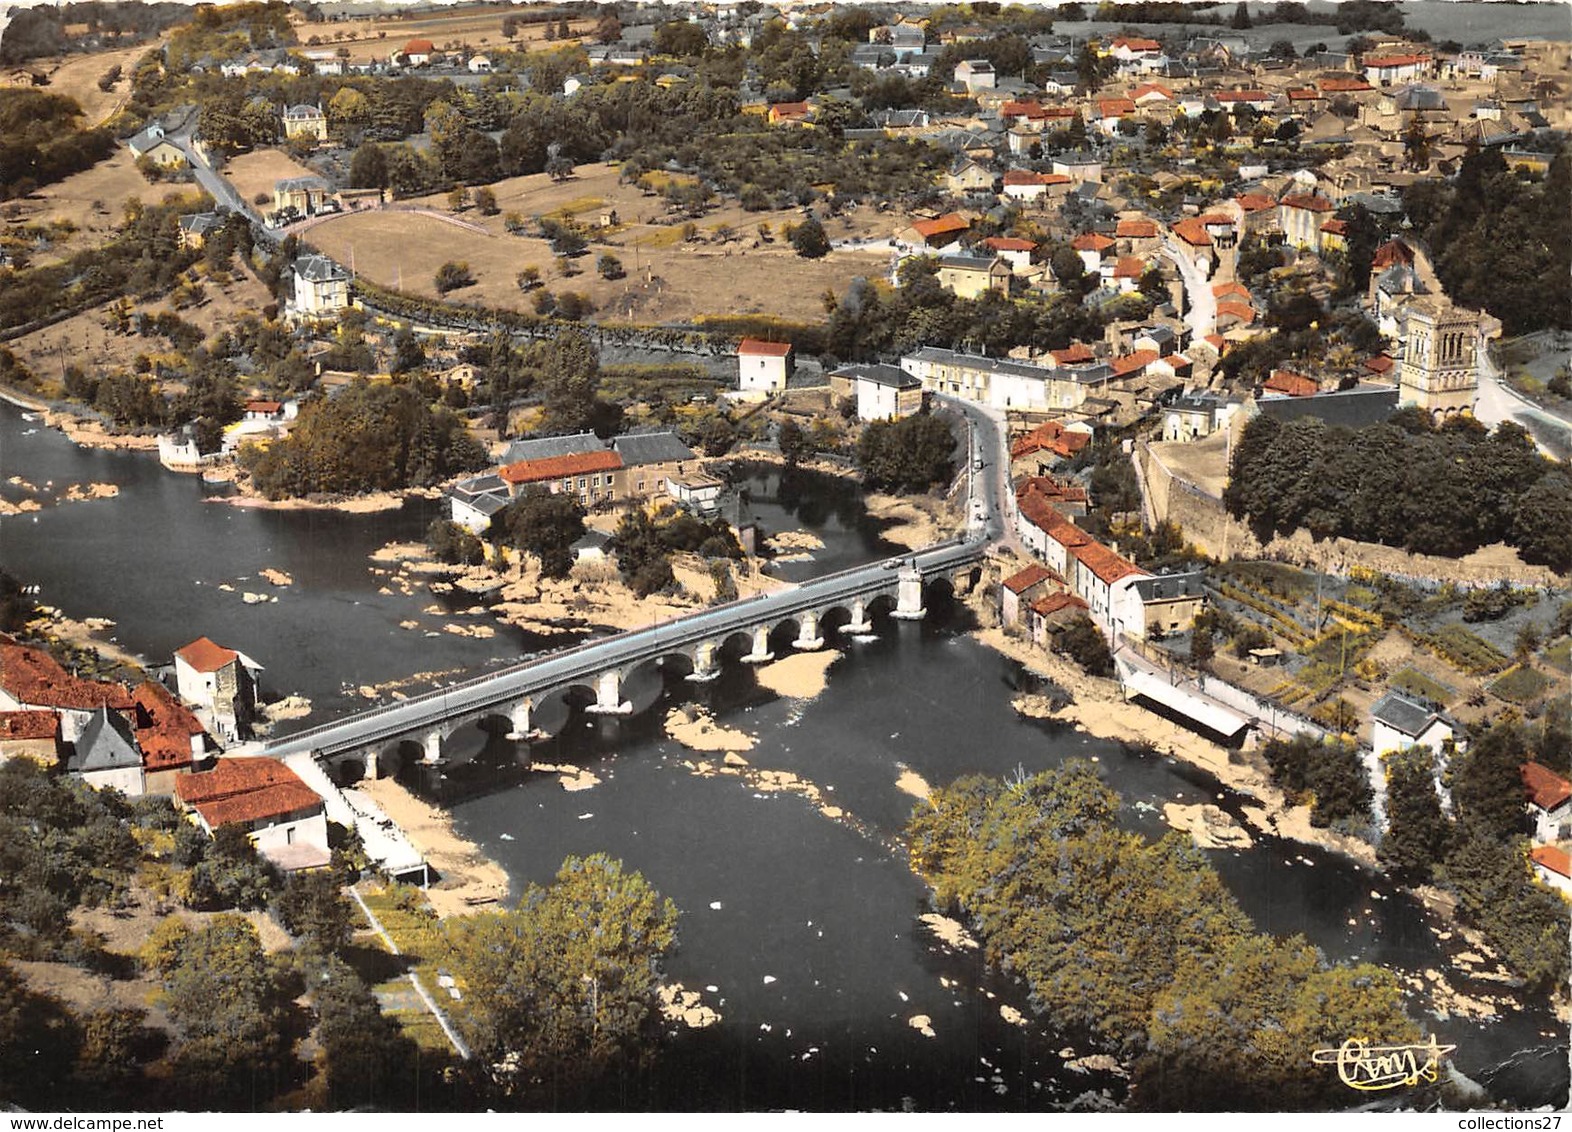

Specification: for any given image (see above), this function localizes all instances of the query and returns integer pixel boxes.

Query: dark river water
[0,400,1564,1111]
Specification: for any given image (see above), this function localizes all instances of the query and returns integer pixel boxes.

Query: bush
[1056,615,1113,677]
[433,261,474,294]
[596,253,624,279]
[790,216,830,259]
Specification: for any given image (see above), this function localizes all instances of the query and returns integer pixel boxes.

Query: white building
[737,338,794,395]
[176,757,331,872]
[291,254,350,316]
[174,637,262,742]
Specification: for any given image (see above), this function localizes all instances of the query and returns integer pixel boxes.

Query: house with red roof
[1115,217,1159,249]
[133,681,211,794]
[173,637,262,742]
[401,38,436,66]
[1363,53,1432,86]
[1524,762,1572,843]
[1071,541,1149,634]
[1107,256,1146,294]
[1029,591,1090,643]
[0,636,134,742]
[1321,75,1375,96]
[1001,170,1071,203]
[896,212,970,254]
[176,757,330,872]
[1071,232,1116,274]
[767,101,813,126]
[1169,217,1213,273]
[500,449,624,510]
[1279,193,1337,252]
[1215,89,1272,114]
[0,710,61,766]
[1229,192,1280,237]
[738,338,795,394]
[1130,83,1174,105]
[1096,98,1138,136]
[1530,844,1572,899]
[999,563,1062,626]
[1011,422,1094,467]
[1016,487,1092,574]
[981,236,1038,274]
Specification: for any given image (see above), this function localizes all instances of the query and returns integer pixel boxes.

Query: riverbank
[355,777,510,918]
[972,624,1380,869]
[864,491,960,551]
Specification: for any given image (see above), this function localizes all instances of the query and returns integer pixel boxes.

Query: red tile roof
[739,338,794,357]
[1287,88,1321,101]
[1072,541,1146,586]
[133,681,204,773]
[176,636,239,674]
[1111,349,1159,377]
[909,213,970,240]
[1000,100,1049,119]
[1116,218,1158,238]
[1003,169,1047,186]
[1112,256,1145,279]
[1372,239,1414,269]
[1130,83,1174,101]
[1320,218,1350,235]
[1235,192,1277,212]
[1002,564,1057,594]
[1171,217,1211,247]
[1031,592,1088,618]
[1019,493,1093,549]
[769,101,811,119]
[1098,98,1137,117]
[1017,475,1088,502]
[983,236,1038,252]
[1205,334,1227,352]
[1280,193,1334,212]
[1322,75,1375,93]
[1013,423,1093,460]
[1050,344,1096,365]
[1071,232,1115,252]
[403,38,435,54]
[1199,212,1235,227]
[0,710,58,741]
[1112,36,1161,52]
[1523,762,1572,812]
[1365,54,1431,69]
[1215,300,1257,324]
[0,638,134,712]
[1365,354,1396,374]
[500,450,622,485]
[1265,370,1318,397]
[245,400,283,413]
[176,757,322,829]
[1216,89,1268,103]
[1531,844,1571,880]
[1212,280,1251,300]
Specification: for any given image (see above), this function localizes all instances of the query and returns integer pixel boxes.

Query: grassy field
[225,148,323,216]
[291,6,595,63]
[1489,664,1553,705]
[1546,637,1572,674]
[1389,666,1455,706]
[304,163,888,324]
[10,270,275,390]
[32,41,158,127]
[4,149,164,266]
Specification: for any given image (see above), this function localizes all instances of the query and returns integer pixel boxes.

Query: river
[0,400,1564,1111]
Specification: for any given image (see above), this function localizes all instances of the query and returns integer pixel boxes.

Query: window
[637,480,645,492]
[578,478,586,489]
[563,478,572,490]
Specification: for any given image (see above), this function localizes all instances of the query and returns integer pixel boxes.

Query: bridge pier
[793,611,825,651]
[839,598,874,635]
[687,640,722,682]
[505,698,542,741]
[742,624,775,665]
[890,566,927,621]
[421,729,445,764]
[585,670,632,715]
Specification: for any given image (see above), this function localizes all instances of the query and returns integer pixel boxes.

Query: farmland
[303,163,890,325]
[1,149,158,267]
[290,5,595,64]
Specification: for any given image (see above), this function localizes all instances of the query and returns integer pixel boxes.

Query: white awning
[1117,660,1252,738]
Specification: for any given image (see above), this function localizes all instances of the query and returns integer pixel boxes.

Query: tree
[504,489,585,578]
[311,956,420,1110]
[1379,746,1449,882]
[594,14,622,44]
[445,854,678,1095]
[1056,614,1113,677]
[1231,2,1253,28]
[473,186,498,215]
[161,915,290,1105]
[534,330,602,435]
[434,261,475,294]
[789,216,831,259]
[274,870,355,954]
[654,21,709,57]
[427,517,485,564]
[856,413,956,490]
[447,184,469,212]
[596,253,624,279]
[778,419,812,466]
[1402,113,1431,171]
[349,142,389,190]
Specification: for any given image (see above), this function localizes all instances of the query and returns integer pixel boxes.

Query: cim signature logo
[1311,1036,1457,1092]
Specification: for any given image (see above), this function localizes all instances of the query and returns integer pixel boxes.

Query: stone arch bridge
[262,538,987,782]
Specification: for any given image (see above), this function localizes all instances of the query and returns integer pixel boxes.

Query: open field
[291,6,594,63]
[225,148,323,217]
[10,270,275,388]
[31,41,158,127]
[303,163,889,324]
[2,150,172,267]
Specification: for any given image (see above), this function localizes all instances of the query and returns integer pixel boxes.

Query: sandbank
[356,778,509,918]
[753,649,841,699]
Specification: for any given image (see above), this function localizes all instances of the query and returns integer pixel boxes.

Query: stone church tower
[1399,296,1479,418]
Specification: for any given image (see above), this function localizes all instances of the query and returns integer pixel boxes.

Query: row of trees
[0,90,116,201]
[906,761,1423,1109]
[1225,414,1572,571]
